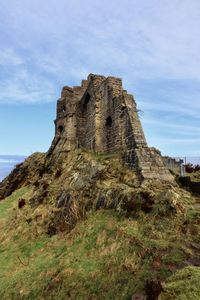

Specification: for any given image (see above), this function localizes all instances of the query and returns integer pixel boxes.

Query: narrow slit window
[106,116,112,127]
[83,93,91,110]
[58,125,64,133]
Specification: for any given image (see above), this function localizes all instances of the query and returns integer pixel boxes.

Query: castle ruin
[48,74,173,182]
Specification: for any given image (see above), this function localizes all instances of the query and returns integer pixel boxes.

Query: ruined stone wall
[77,75,105,150]
[163,156,185,176]
[76,75,143,154]
[48,81,88,156]
[94,77,125,152]
[77,91,96,149]
[48,74,174,182]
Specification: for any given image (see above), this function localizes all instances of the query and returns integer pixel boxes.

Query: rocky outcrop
[0,152,45,200]
[0,74,175,202]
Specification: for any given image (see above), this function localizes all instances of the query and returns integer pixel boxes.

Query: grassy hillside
[188,170,200,182]
[0,180,200,299]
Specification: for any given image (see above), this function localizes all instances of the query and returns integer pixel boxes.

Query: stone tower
[48,74,173,182]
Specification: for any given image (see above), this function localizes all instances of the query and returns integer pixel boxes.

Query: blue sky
[0,0,200,161]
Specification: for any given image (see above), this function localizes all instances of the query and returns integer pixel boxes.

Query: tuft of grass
[162,248,186,265]
[0,187,31,220]
[91,151,119,161]
[0,187,28,219]
[160,266,200,300]
[185,208,200,222]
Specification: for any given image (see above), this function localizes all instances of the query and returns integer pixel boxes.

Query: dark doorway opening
[105,116,112,127]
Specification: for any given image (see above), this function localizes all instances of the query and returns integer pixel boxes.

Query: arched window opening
[83,93,91,110]
[105,116,112,127]
[62,106,66,113]
[58,125,64,133]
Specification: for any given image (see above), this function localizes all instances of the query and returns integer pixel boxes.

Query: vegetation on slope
[0,151,200,299]
[0,192,200,298]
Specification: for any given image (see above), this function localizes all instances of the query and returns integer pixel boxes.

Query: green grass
[160,267,200,300]
[0,187,31,219]
[0,208,140,299]
[0,186,200,299]
[185,208,200,222]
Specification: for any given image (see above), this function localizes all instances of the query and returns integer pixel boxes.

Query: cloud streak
[0,155,25,181]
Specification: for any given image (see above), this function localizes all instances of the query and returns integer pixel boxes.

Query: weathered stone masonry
[48,74,173,182]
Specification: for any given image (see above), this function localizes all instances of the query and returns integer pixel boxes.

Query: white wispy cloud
[143,118,200,134]
[0,156,26,164]
[159,138,200,144]
[0,158,18,164]
[0,48,24,66]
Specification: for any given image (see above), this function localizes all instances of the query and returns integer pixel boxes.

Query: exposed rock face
[48,74,173,182]
[0,153,45,199]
